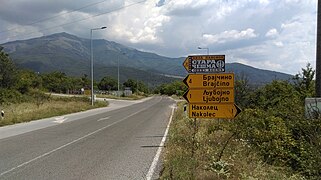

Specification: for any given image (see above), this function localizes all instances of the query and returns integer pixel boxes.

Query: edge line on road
[0,98,161,178]
[146,103,176,180]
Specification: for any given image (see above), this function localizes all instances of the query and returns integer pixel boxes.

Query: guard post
[1,110,4,120]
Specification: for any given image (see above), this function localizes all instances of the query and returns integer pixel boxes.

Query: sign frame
[183,73,234,89]
[183,55,225,73]
[188,103,241,119]
[183,88,235,104]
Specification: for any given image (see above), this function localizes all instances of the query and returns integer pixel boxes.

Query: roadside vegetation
[161,63,321,179]
[0,46,149,126]
[0,96,106,127]
[154,80,187,97]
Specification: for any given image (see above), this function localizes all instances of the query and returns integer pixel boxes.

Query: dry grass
[160,102,305,180]
[0,97,107,127]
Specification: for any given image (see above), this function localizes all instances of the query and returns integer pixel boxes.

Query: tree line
[0,47,152,105]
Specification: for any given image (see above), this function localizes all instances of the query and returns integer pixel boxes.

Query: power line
[0,0,110,34]
[1,0,146,42]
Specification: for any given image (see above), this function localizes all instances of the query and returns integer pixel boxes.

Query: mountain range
[1,32,293,86]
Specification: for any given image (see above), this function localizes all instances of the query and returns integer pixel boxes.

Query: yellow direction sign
[183,55,225,73]
[183,88,234,103]
[189,103,241,119]
[183,73,234,89]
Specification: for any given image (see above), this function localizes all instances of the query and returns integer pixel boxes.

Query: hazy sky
[0,0,317,75]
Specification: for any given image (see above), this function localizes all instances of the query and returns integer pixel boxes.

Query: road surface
[0,96,175,179]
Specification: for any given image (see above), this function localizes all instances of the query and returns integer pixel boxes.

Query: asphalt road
[0,96,175,180]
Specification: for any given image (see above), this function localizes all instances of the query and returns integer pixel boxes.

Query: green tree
[235,109,297,166]
[137,81,149,94]
[247,80,300,112]
[123,79,149,94]
[81,74,90,89]
[123,79,137,93]
[42,71,71,93]
[68,77,84,94]
[16,70,42,94]
[158,80,187,96]
[293,63,315,100]
[98,76,117,91]
[235,74,253,108]
[0,46,18,89]
[233,79,321,178]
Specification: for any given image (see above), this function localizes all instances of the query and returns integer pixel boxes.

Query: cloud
[0,0,122,24]
[262,61,282,70]
[105,0,170,44]
[202,28,258,44]
[265,28,279,38]
[0,0,317,75]
[259,0,270,5]
[164,0,213,17]
[156,0,165,7]
[273,41,284,47]
[281,21,301,30]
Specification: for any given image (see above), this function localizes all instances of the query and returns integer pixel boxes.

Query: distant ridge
[1,32,293,86]
[227,63,293,85]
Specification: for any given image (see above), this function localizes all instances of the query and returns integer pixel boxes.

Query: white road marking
[53,117,67,124]
[97,116,111,122]
[146,104,176,180]
[0,103,155,178]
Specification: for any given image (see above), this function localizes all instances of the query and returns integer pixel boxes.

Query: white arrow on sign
[53,116,67,124]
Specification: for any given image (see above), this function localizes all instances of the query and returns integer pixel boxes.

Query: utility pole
[117,54,120,96]
[316,0,321,97]
[90,26,106,105]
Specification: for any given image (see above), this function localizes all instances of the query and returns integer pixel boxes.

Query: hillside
[226,63,293,85]
[1,32,293,85]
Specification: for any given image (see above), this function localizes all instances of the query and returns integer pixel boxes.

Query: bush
[235,109,321,178]
[161,103,305,179]
[233,80,321,178]
[292,117,321,178]
[27,89,51,107]
[234,109,297,166]
[0,88,24,105]
[157,81,187,96]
